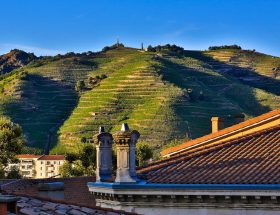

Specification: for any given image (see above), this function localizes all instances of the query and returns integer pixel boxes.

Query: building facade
[9,155,65,179]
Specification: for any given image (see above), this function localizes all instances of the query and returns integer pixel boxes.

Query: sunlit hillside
[0,46,279,156]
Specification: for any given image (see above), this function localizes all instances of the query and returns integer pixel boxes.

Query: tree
[65,152,78,164]
[208,45,242,51]
[75,80,86,92]
[59,161,72,177]
[79,145,96,170]
[60,160,85,177]
[0,117,25,167]
[136,142,153,166]
[147,45,156,52]
[60,144,96,177]
[6,166,22,179]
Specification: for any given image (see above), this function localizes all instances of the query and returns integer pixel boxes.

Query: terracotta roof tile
[138,125,280,184]
[38,155,65,160]
[161,109,280,156]
[17,155,65,160]
[17,154,42,159]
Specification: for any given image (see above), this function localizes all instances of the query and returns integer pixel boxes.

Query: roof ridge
[137,124,280,174]
[161,109,280,156]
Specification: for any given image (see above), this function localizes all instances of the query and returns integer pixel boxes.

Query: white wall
[133,207,280,215]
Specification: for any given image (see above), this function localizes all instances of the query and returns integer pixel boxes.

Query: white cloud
[0,43,66,56]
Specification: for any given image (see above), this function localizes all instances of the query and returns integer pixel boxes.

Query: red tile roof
[161,109,280,157]
[38,155,65,160]
[2,177,136,214]
[137,125,280,184]
[17,154,65,160]
[17,154,41,159]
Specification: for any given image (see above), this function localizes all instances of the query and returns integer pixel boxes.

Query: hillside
[0,46,279,156]
[0,49,37,74]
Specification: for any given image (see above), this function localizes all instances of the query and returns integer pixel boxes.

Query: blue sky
[0,0,280,56]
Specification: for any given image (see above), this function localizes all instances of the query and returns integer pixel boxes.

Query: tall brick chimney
[211,117,224,133]
[94,126,113,182]
[113,123,140,183]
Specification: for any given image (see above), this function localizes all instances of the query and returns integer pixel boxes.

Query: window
[41,161,43,164]
[40,167,42,170]
[54,161,56,164]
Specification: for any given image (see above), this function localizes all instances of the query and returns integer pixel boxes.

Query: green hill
[0,46,279,156]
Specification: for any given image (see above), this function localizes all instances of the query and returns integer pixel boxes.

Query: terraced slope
[0,57,95,150]
[0,47,279,155]
[54,49,182,153]
[204,49,280,78]
[159,55,280,142]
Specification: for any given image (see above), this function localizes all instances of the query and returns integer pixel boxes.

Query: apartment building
[10,154,65,179]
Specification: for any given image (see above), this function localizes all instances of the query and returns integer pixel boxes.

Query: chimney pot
[94,131,113,182]
[121,123,130,132]
[113,124,140,183]
[99,126,105,133]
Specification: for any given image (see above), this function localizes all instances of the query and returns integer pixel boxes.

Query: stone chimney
[211,117,224,133]
[113,123,140,183]
[94,126,113,182]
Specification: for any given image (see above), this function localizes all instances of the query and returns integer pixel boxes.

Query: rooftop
[161,109,280,157]
[17,154,41,159]
[138,124,280,184]
[1,177,135,214]
[38,155,65,160]
[17,154,65,160]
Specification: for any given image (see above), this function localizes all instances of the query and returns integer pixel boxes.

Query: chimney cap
[121,123,130,132]
[99,126,105,133]
[211,117,224,122]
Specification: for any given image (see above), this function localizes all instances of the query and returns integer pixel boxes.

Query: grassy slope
[158,53,280,142]
[0,57,94,150]
[0,47,279,156]
[53,48,182,154]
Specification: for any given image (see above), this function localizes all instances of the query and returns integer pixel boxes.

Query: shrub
[208,45,242,50]
[100,74,107,79]
[136,142,153,166]
[75,80,86,92]
[80,137,87,143]
[102,43,125,52]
